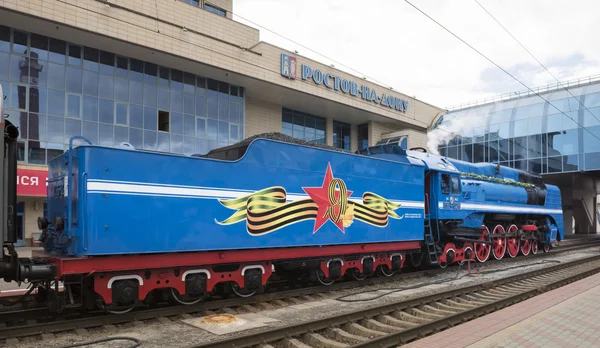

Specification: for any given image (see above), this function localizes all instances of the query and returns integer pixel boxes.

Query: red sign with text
[17,169,48,197]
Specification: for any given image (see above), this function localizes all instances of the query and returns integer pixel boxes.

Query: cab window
[441,174,461,194]
[451,175,461,194]
[441,174,450,194]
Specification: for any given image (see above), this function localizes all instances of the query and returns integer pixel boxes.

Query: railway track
[1,240,599,345]
[189,253,600,348]
[1,237,596,311]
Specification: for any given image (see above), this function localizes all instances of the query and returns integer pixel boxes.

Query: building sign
[280,53,408,113]
[281,53,297,80]
[17,169,48,197]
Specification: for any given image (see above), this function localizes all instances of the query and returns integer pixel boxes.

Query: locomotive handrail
[65,136,92,245]
[69,136,93,151]
[81,172,88,252]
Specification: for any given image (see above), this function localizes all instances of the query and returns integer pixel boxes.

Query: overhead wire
[404,0,600,143]
[230,11,393,90]
[80,0,432,128]
[473,0,600,126]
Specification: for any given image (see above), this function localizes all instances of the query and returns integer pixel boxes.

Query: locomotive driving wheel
[520,238,532,256]
[475,225,491,262]
[491,225,507,260]
[531,241,539,254]
[505,224,520,258]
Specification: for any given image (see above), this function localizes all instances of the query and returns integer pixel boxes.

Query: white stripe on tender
[437,201,561,214]
[87,182,425,209]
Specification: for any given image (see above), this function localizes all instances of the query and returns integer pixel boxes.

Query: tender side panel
[78,140,426,256]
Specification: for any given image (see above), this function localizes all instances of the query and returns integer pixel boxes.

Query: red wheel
[475,225,491,262]
[543,243,550,253]
[505,224,520,258]
[491,225,507,260]
[531,241,538,255]
[520,238,532,256]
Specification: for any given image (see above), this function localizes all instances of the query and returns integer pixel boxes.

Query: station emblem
[216,163,402,236]
[280,53,297,80]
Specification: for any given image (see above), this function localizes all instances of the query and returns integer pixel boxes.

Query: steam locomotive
[0,90,563,313]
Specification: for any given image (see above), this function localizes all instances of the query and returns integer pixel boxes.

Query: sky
[232,0,600,109]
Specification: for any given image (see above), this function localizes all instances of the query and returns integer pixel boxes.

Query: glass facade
[0,25,244,165]
[433,82,600,174]
[282,108,326,144]
[357,123,369,151]
[333,120,351,151]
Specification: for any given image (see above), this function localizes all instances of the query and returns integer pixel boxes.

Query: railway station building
[432,76,600,235]
[0,0,443,246]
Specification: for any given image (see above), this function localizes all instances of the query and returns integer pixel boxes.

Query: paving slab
[403,270,600,348]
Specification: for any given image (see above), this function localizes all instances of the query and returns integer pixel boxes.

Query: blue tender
[44,138,427,257]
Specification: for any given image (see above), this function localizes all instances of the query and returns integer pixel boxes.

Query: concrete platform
[403,269,600,347]
[564,233,600,240]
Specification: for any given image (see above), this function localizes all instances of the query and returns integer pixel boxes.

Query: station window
[357,123,369,151]
[181,0,200,7]
[282,108,326,144]
[204,3,226,17]
[333,120,351,151]
[158,111,170,132]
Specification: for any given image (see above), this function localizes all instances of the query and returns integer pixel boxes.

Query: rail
[445,74,600,111]
[188,253,600,348]
[3,240,600,342]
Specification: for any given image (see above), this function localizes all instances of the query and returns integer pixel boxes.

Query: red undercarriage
[33,241,421,305]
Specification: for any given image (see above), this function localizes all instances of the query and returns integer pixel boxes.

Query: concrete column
[571,174,597,234]
[350,123,358,153]
[367,121,376,146]
[563,208,574,235]
[326,118,334,147]
[561,186,574,235]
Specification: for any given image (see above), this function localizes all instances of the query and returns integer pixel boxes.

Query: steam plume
[426,109,489,155]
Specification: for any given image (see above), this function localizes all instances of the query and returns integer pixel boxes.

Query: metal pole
[0,84,6,260]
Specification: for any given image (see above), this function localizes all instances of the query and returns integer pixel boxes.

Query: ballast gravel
[5,246,600,348]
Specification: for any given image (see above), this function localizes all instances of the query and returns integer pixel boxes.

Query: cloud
[475,53,600,95]
[233,0,600,109]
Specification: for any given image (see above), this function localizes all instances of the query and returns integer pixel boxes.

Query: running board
[453,237,494,245]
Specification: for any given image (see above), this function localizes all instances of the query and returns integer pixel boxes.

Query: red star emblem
[302,163,353,234]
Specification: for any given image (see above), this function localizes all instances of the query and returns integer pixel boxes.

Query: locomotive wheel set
[0,109,563,315]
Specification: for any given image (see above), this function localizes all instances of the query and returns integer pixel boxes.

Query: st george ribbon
[215,163,402,236]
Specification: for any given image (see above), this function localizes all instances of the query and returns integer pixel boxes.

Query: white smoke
[426,108,490,155]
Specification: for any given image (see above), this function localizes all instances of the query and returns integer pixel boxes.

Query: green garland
[461,172,536,189]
